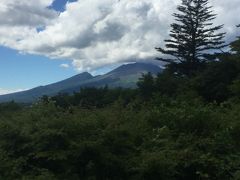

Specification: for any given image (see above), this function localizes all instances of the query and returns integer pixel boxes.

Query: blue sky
[0,0,118,92]
[50,0,77,12]
[0,0,238,94]
[0,0,76,91]
[0,46,75,90]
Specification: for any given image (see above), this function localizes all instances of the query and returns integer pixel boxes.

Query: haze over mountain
[0,63,162,103]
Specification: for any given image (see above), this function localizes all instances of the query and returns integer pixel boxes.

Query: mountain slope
[0,63,162,103]
[61,63,162,93]
[0,72,93,103]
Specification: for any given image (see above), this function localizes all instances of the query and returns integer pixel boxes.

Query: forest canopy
[0,42,240,178]
[0,0,240,179]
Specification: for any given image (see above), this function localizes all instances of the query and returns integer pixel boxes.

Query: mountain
[0,72,94,103]
[0,63,162,103]
[62,62,162,93]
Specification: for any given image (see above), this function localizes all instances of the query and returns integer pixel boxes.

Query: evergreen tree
[230,25,240,56]
[137,72,155,99]
[156,0,226,76]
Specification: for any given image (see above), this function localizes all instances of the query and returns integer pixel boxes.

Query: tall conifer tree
[156,0,226,76]
[230,25,240,56]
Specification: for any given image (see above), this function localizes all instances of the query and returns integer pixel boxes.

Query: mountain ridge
[0,62,162,103]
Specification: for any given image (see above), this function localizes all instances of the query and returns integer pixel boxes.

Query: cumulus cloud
[0,0,239,72]
[0,0,57,47]
[211,0,240,40]
[0,0,57,27]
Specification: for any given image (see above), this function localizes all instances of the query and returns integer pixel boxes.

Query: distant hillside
[0,63,162,103]
[63,63,162,93]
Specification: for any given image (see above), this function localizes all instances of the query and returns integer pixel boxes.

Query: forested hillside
[0,0,240,179]
[1,45,240,179]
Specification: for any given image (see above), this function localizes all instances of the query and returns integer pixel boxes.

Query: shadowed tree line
[0,0,240,179]
[0,32,239,179]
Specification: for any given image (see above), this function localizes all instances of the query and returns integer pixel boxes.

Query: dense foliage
[1,48,240,179]
[0,2,240,179]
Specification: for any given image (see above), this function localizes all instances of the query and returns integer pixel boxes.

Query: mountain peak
[108,62,162,76]
[0,63,162,103]
[66,72,93,81]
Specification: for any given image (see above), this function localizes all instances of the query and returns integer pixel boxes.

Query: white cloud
[0,88,27,95]
[60,63,70,68]
[0,0,57,27]
[0,0,239,72]
[0,0,57,47]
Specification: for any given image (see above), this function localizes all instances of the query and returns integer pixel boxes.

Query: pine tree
[230,25,240,56]
[156,0,226,76]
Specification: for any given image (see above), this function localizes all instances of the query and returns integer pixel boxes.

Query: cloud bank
[0,0,239,72]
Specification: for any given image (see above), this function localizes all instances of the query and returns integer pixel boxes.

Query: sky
[0,0,239,94]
